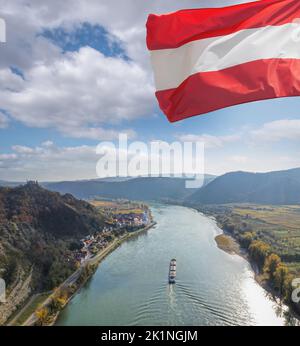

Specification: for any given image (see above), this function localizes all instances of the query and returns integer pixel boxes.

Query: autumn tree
[50,294,67,312]
[264,254,281,281]
[35,307,49,326]
[249,240,270,269]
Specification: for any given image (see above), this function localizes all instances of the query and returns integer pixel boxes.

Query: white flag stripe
[151,23,300,91]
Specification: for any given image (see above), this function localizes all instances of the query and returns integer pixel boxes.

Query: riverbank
[205,210,300,324]
[214,234,241,256]
[17,221,156,326]
[214,229,300,322]
[161,201,299,322]
[213,231,262,286]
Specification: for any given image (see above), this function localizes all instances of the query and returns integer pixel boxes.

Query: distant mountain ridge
[2,168,300,205]
[186,168,300,205]
[43,175,215,201]
[0,180,22,188]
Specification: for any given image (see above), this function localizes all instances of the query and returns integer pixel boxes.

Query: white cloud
[3,0,285,180]
[251,119,300,142]
[0,153,17,160]
[0,142,99,181]
[12,145,37,154]
[204,152,300,176]
[0,8,61,70]
[177,133,240,149]
[0,1,246,65]
[0,139,201,181]
[0,0,249,138]
[41,140,54,147]
[0,47,153,139]
[63,126,136,141]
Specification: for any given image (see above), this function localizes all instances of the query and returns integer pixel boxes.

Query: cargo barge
[168,259,176,284]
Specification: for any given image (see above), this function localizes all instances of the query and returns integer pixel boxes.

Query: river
[57,204,293,326]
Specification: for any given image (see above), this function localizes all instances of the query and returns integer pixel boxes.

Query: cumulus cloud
[0,47,153,139]
[0,142,99,181]
[0,139,202,181]
[0,0,248,138]
[251,119,300,142]
[1,0,270,180]
[0,7,61,70]
[1,1,245,65]
[0,153,17,160]
[180,119,300,150]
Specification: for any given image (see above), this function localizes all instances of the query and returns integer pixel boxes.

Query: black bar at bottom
[0,326,297,345]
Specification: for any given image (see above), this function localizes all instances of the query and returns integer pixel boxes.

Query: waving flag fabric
[147,0,300,122]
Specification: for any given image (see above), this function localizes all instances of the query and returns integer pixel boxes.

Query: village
[73,200,152,265]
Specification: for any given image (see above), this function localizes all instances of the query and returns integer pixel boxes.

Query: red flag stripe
[155,58,300,122]
[147,0,300,50]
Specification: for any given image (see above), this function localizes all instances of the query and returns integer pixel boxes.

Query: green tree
[274,264,289,297]
[282,273,295,303]
[3,257,18,286]
[240,232,255,249]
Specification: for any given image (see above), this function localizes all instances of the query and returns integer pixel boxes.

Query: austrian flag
[147,0,300,122]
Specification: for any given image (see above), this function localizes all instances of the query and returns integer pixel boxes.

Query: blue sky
[1,0,300,181]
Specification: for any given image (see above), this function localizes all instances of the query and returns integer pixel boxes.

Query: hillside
[44,176,215,201]
[0,182,105,324]
[186,168,300,205]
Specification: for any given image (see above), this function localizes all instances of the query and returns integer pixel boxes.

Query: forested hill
[0,181,105,237]
[186,168,300,205]
[0,182,105,324]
